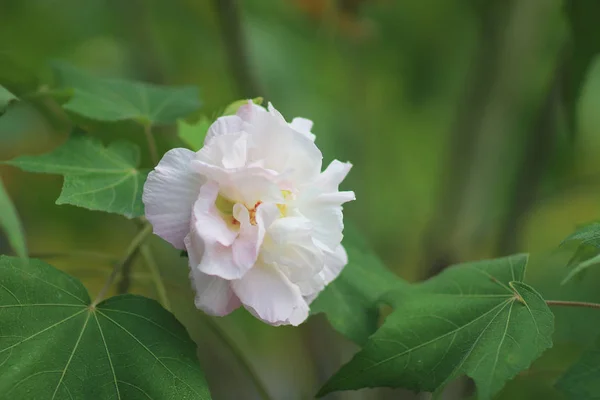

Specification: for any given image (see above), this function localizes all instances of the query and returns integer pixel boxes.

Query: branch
[91,224,153,307]
[546,300,600,310]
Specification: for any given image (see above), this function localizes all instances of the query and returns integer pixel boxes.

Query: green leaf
[317,254,554,399]
[178,117,211,151]
[0,85,17,111]
[53,63,201,124]
[556,337,600,400]
[0,179,26,259]
[562,223,600,247]
[222,97,263,116]
[561,222,600,283]
[0,256,211,399]
[5,136,148,218]
[311,226,408,345]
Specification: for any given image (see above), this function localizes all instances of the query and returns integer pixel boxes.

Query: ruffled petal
[143,148,204,249]
[186,227,241,316]
[290,117,316,141]
[204,115,248,145]
[232,263,309,326]
[193,182,250,280]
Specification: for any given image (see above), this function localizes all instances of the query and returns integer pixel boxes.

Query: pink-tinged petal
[247,107,323,184]
[204,115,248,145]
[236,101,267,123]
[192,182,249,280]
[196,131,249,169]
[232,263,309,326]
[193,181,237,246]
[143,148,204,249]
[186,230,241,316]
[191,161,282,207]
[290,117,316,141]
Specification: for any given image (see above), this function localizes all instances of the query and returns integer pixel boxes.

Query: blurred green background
[2,0,600,399]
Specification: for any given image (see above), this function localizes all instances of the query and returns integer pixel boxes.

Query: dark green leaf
[556,337,600,400]
[178,117,211,151]
[318,254,554,399]
[311,226,408,345]
[222,97,263,116]
[53,63,201,124]
[0,256,211,399]
[6,136,148,218]
[0,179,26,259]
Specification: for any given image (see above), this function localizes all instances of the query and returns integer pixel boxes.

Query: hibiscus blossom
[142,101,354,326]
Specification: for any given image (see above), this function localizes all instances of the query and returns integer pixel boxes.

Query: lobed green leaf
[52,63,202,125]
[6,135,148,218]
[0,256,211,399]
[318,254,554,399]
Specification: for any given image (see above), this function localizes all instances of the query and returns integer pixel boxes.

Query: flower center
[215,190,293,228]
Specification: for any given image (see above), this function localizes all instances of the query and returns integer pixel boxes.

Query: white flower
[142,101,355,326]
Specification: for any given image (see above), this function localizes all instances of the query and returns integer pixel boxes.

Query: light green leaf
[311,226,408,345]
[318,254,554,399]
[53,63,201,124]
[177,117,211,151]
[222,97,263,116]
[562,223,600,247]
[0,85,17,111]
[0,256,211,399]
[561,223,600,283]
[5,136,148,218]
[556,337,600,400]
[0,179,26,259]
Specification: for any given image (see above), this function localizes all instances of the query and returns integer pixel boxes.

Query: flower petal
[186,228,241,316]
[197,131,249,169]
[232,263,309,326]
[290,117,316,141]
[204,115,248,145]
[193,182,251,280]
[143,148,204,249]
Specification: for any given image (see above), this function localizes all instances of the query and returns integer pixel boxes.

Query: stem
[139,244,171,311]
[143,123,159,165]
[91,224,153,307]
[202,315,272,400]
[546,300,600,310]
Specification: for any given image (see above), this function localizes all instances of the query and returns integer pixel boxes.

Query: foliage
[317,255,554,399]
[0,256,211,399]
[6,136,148,218]
[561,222,600,283]
[1,1,600,396]
[52,63,202,125]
